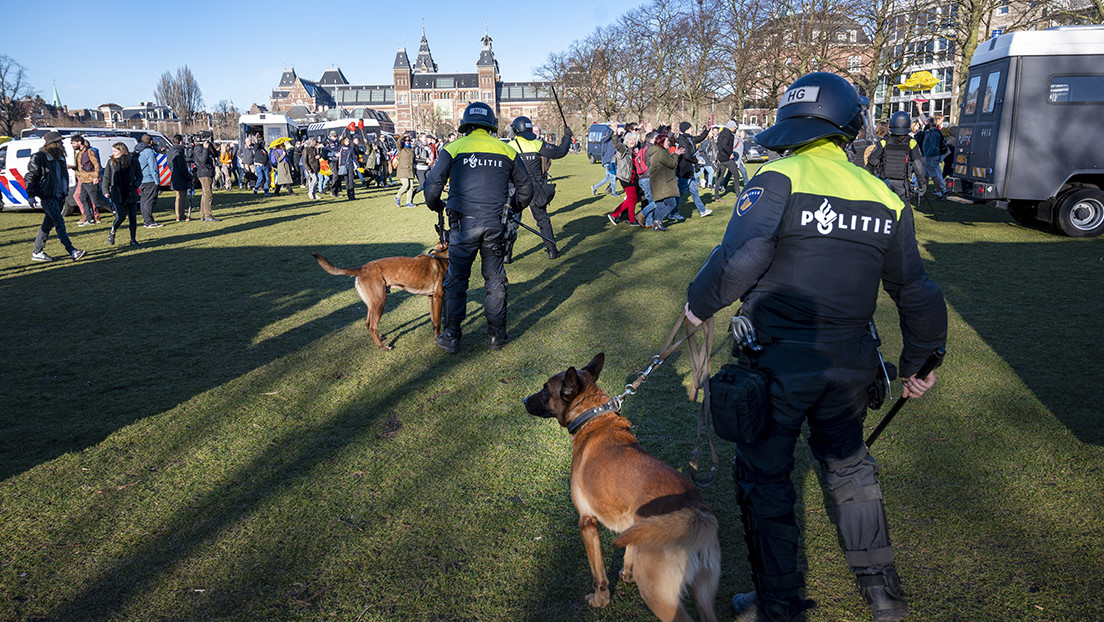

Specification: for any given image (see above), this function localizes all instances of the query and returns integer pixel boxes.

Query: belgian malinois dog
[524,353,720,622]
[313,241,448,350]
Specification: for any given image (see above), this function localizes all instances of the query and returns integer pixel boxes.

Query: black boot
[547,247,559,260]
[488,327,509,351]
[436,328,461,354]
[857,569,909,621]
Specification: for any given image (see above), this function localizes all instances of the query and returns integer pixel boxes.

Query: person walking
[918,118,948,199]
[70,135,107,225]
[336,136,358,200]
[393,135,416,207]
[684,72,947,622]
[608,131,641,225]
[101,142,143,247]
[642,132,683,230]
[271,142,295,197]
[505,115,572,259]
[167,135,192,222]
[714,120,748,197]
[674,121,713,218]
[218,143,233,190]
[252,140,269,195]
[192,138,219,221]
[590,124,620,197]
[25,131,86,262]
[302,138,321,199]
[134,134,163,228]
[423,102,534,353]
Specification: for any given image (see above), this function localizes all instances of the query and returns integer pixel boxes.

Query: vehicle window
[982,71,1001,113]
[151,136,170,151]
[17,148,31,158]
[1048,76,1104,103]
[0,148,6,169]
[963,75,982,116]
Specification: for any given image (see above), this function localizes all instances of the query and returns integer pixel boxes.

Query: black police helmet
[888,111,912,136]
[458,102,498,134]
[510,115,535,138]
[755,72,867,152]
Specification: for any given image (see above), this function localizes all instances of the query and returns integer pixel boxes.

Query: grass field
[1,154,1102,621]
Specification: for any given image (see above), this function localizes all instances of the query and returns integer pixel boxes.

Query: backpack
[633,146,648,176]
[616,148,633,182]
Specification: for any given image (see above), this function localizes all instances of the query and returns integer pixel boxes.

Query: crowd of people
[591,119,756,230]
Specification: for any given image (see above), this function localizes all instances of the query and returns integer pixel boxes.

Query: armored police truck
[947,26,1104,237]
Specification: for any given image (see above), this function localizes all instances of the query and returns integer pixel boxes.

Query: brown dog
[313,241,448,350]
[524,353,720,622]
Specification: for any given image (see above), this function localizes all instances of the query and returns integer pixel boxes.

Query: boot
[488,327,509,351]
[858,570,909,621]
[436,328,461,354]
[547,247,559,259]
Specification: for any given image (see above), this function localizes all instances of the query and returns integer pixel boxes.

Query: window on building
[850,30,857,43]
[998,0,1009,14]
[482,92,493,103]
[1048,76,1104,103]
[848,55,862,73]
[398,93,408,105]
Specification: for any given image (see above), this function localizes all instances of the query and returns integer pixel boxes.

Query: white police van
[1,127,173,213]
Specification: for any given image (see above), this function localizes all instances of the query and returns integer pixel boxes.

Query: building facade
[269,29,552,134]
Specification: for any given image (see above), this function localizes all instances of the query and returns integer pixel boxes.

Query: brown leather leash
[614,313,719,487]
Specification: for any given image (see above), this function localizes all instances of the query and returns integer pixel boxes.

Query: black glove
[563,127,573,139]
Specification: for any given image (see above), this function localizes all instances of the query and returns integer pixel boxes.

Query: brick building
[270,28,552,134]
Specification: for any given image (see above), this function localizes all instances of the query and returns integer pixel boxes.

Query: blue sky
[6,0,642,112]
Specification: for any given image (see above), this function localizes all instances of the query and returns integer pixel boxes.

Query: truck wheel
[1056,188,1104,237]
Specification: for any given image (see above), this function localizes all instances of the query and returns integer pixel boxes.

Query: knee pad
[822,448,894,571]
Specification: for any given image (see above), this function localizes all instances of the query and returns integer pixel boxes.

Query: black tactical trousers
[733,335,895,608]
[444,210,508,333]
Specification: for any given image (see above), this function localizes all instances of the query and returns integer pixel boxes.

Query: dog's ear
[583,353,605,381]
[561,367,579,399]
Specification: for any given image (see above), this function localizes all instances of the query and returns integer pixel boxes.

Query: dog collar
[566,398,621,435]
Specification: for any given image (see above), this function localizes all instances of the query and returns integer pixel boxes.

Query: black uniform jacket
[424,129,534,220]
[686,139,946,376]
[508,132,571,183]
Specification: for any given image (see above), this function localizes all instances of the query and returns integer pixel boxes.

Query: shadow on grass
[925,239,1104,444]
[0,241,424,481]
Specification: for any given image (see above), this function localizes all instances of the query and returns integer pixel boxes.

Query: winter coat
[24,150,69,199]
[303,146,320,173]
[101,155,142,207]
[135,143,160,184]
[193,144,215,178]
[74,146,102,183]
[648,145,678,201]
[167,144,192,190]
[240,144,255,166]
[395,145,415,178]
[716,128,736,162]
[599,127,617,165]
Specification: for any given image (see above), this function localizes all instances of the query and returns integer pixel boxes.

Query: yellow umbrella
[894,71,940,92]
[0,136,12,145]
[269,136,292,149]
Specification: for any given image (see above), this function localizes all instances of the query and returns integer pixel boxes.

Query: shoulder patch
[735,188,763,217]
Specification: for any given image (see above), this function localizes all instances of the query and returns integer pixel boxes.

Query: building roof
[414,29,438,74]
[279,68,297,88]
[394,48,411,70]
[319,67,349,86]
[411,73,481,89]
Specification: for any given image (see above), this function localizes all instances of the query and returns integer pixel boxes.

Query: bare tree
[0,54,35,137]
[670,0,723,124]
[212,100,240,140]
[154,65,204,124]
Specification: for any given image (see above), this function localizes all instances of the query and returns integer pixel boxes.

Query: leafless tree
[0,54,35,137]
[212,100,240,140]
[154,66,204,124]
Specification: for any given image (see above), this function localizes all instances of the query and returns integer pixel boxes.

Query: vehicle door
[955,60,1008,191]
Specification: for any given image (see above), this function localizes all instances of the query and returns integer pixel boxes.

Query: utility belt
[709,315,896,444]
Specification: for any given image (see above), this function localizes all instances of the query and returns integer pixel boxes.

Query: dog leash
[615,313,720,488]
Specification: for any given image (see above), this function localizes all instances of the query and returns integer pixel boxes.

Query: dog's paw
[378,344,393,351]
[584,588,610,608]
[619,567,634,583]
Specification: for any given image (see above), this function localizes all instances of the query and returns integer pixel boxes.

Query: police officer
[424,102,534,353]
[504,116,572,260]
[684,73,947,622]
[866,111,926,205]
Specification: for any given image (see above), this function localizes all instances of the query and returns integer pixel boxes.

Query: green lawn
[1,155,1102,621]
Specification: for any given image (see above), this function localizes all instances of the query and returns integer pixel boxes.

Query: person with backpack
[607,131,641,225]
[675,121,713,218]
[591,124,621,197]
[251,140,269,195]
[642,132,684,231]
[25,131,86,262]
[918,118,948,199]
[867,111,926,205]
[70,135,107,226]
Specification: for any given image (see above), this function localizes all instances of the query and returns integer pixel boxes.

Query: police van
[0,134,151,213]
[947,25,1104,237]
[237,114,298,151]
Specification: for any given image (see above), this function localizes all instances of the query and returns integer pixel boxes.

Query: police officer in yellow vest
[866,111,926,205]
[424,102,534,353]
[684,73,947,622]
[505,116,572,260]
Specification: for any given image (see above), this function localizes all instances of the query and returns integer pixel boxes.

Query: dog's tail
[312,253,357,277]
[614,507,721,622]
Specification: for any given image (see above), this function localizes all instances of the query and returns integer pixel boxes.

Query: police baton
[550,85,570,136]
[507,211,556,246]
[435,209,447,244]
[866,347,945,447]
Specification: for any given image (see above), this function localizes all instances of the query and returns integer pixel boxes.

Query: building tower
[413,23,438,74]
[476,26,500,112]
[393,47,413,128]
